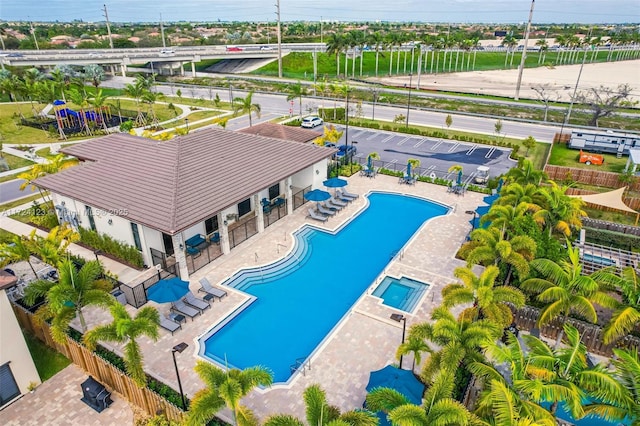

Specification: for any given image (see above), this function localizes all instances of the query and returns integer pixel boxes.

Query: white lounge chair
[317,204,336,216]
[337,188,359,200]
[308,208,328,223]
[183,292,210,312]
[171,300,200,319]
[198,278,228,300]
[160,315,181,334]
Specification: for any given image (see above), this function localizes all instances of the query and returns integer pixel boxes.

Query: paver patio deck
[55,173,488,422]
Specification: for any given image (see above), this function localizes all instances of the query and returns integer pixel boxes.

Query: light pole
[184,118,189,133]
[172,342,188,410]
[405,73,413,128]
[390,313,407,369]
[371,88,379,121]
[93,250,102,263]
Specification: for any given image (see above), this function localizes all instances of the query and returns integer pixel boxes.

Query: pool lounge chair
[171,300,200,319]
[317,204,336,216]
[308,208,328,223]
[160,315,181,334]
[329,197,348,208]
[337,188,359,200]
[333,192,352,203]
[321,201,341,211]
[183,292,211,312]
[198,278,227,300]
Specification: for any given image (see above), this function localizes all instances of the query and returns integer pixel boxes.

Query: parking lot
[333,125,515,184]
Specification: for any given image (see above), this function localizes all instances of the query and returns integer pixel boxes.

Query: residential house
[35,128,334,280]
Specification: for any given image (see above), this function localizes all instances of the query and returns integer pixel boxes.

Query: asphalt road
[0,179,29,204]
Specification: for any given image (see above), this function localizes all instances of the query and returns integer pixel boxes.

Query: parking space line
[366,132,378,140]
[413,138,426,148]
[431,140,443,150]
[397,136,411,146]
[381,135,395,143]
[352,130,365,139]
[466,145,477,156]
[383,159,398,169]
[448,143,460,152]
[485,147,496,158]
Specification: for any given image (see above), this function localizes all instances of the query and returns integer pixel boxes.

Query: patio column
[285,177,293,215]
[219,213,231,255]
[255,194,265,233]
[171,234,190,280]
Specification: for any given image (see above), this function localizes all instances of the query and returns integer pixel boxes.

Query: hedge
[584,228,640,251]
[78,228,144,268]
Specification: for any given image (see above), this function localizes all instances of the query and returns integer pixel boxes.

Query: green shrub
[584,228,640,251]
[78,228,143,268]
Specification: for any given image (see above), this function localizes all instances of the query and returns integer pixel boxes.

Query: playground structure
[53,100,114,139]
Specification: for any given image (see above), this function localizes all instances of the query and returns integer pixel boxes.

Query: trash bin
[111,289,127,305]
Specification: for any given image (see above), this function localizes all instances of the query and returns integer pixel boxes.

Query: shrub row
[584,227,640,252]
[78,227,144,268]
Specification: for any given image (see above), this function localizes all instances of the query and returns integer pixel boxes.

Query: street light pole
[171,342,188,410]
[405,73,413,128]
[390,313,407,369]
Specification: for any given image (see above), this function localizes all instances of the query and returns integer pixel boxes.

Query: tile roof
[238,122,322,143]
[0,270,18,290]
[35,129,334,235]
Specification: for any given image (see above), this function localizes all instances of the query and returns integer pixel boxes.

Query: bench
[185,234,206,249]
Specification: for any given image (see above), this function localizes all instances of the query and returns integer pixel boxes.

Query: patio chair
[261,198,272,214]
[160,314,181,335]
[317,204,336,216]
[337,188,359,200]
[209,232,220,244]
[328,196,348,208]
[183,292,211,312]
[308,208,328,223]
[198,278,228,300]
[171,300,200,319]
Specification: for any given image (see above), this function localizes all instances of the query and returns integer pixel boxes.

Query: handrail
[276,243,287,254]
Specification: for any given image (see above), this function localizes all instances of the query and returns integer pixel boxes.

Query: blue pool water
[200,192,449,383]
[550,400,631,426]
[372,276,429,312]
[582,253,616,266]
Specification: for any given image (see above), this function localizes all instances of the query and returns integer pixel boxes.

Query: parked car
[226,46,243,52]
[159,48,175,56]
[301,116,323,128]
[333,144,357,159]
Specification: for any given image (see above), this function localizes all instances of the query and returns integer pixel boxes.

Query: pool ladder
[290,357,311,376]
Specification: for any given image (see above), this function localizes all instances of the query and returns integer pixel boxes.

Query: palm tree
[23,259,113,342]
[480,202,533,237]
[366,370,476,425]
[463,225,536,279]
[286,82,307,118]
[0,234,38,276]
[592,266,640,344]
[535,39,548,64]
[88,89,111,131]
[396,334,431,373]
[504,159,547,186]
[123,79,146,125]
[368,31,384,77]
[532,182,586,238]
[442,265,526,328]
[521,245,618,347]
[141,90,164,128]
[84,301,159,387]
[186,361,273,426]
[234,90,261,127]
[495,183,544,208]
[325,33,344,77]
[26,225,79,268]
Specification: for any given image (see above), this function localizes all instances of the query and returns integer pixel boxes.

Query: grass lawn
[0,103,59,145]
[1,152,35,171]
[584,206,638,226]
[548,142,629,173]
[23,331,71,382]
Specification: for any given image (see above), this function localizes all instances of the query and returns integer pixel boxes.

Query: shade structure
[53,99,66,105]
[323,177,348,188]
[147,277,190,303]
[304,189,331,202]
[457,170,463,185]
[366,365,425,425]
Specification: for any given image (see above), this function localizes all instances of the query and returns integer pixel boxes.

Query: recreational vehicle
[568,130,640,156]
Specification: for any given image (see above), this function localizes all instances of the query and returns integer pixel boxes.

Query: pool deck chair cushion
[338,189,359,199]
[322,201,341,211]
[308,208,328,223]
[160,315,181,334]
[198,278,228,300]
[317,204,336,216]
[329,197,348,208]
[333,192,352,203]
[183,292,211,312]
[171,300,200,319]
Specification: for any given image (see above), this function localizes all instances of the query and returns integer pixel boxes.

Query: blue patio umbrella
[147,277,190,304]
[406,162,412,178]
[323,177,348,189]
[304,189,331,202]
[366,365,425,425]
[367,155,373,171]
[53,99,66,105]
[457,170,463,186]
[483,193,500,205]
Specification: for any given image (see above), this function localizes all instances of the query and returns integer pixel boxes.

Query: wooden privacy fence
[544,165,640,192]
[511,305,640,357]
[12,303,185,423]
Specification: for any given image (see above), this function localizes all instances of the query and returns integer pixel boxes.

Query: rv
[568,130,640,156]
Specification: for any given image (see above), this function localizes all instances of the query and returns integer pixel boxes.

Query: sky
[1,0,639,24]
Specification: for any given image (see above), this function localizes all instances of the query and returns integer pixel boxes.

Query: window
[268,183,280,200]
[85,205,96,231]
[0,363,21,406]
[162,233,174,256]
[131,223,142,251]
[237,198,251,217]
[205,215,219,235]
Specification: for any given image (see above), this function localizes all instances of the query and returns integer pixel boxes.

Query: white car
[301,116,323,128]
[159,48,175,56]
[260,45,274,51]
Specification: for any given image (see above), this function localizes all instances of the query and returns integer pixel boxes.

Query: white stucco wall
[0,291,40,405]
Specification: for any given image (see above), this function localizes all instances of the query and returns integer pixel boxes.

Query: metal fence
[119,267,177,308]
[263,202,288,228]
[582,217,640,237]
[292,186,312,211]
[229,214,258,249]
[185,242,223,274]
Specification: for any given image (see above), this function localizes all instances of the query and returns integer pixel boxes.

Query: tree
[522,136,536,157]
[495,182,544,208]
[442,265,526,328]
[573,84,636,127]
[494,119,503,140]
[186,361,273,426]
[396,334,431,373]
[0,234,38,276]
[531,182,586,238]
[531,84,557,122]
[504,159,547,186]
[84,301,159,387]
[520,245,618,347]
[286,81,307,117]
[593,266,640,344]
[234,90,261,127]
[83,64,105,88]
[326,33,345,77]
[445,114,453,133]
[26,225,79,268]
[23,259,113,342]
[590,348,640,422]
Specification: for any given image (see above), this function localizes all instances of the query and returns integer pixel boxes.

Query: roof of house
[0,270,18,291]
[35,129,334,235]
[237,122,322,143]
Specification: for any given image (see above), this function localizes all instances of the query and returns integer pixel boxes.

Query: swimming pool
[582,253,616,266]
[372,276,429,312]
[199,192,449,383]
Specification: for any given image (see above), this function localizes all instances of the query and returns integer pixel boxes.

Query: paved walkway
[0,365,134,426]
